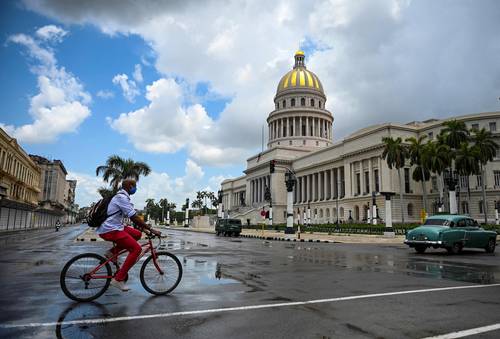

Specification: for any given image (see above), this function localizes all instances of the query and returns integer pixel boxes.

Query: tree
[382,136,408,223]
[191,198,203,210]
[441,120,469,150]
[471,128,499,223]
[455,142,480,213]
[425,140,451,211]
[96,155,151,192]
[406,136,430,215]
[145,198,157,221]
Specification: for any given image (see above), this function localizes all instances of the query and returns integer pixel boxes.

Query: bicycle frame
[88,235,164,279]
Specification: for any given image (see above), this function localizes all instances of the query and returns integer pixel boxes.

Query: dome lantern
[294,50,305,68]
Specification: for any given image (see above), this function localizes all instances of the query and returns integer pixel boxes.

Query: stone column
[312,173,316,201]
[368,158,373,193]
[306,117,309,136]
[299,117,302,136]
[360,160,365,195]
[324,171,328,200]
[286,117,289,138]
[307,174,311,202]
[301,176,305,202]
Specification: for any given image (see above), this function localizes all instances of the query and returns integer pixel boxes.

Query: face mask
[129,186,137,195]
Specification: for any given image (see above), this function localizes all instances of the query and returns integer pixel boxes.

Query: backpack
[87,193,123,228]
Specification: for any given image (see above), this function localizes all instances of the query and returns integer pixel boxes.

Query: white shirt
[96,189,137,234]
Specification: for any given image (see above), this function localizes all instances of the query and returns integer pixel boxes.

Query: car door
[465,219,485,248]
[455,218,467,246]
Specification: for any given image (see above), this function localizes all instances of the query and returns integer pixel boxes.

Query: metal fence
[0,207,61,231]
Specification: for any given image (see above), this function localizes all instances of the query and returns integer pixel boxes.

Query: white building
[220,51,500,225]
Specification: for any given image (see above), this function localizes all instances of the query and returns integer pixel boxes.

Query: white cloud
[133,63,143,83]
[69,158,206,209]
[3,27,91,143]
[112,73,139,103]
[24,0,500,155]
[108,78,251,165]
[35,24,68,42]
[96,89,114,99]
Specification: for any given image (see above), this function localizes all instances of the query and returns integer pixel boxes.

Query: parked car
[404,215,497,254]
[215,218,242,237]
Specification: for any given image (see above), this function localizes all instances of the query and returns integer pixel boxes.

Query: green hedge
[243,223,500,235]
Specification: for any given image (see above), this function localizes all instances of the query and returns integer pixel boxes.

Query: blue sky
[1,1,500,208]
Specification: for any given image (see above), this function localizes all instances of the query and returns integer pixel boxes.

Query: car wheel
[447,242,462,254]
[485,238,496,253]
[415,246,426,254]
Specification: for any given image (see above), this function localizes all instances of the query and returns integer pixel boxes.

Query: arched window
[301,98,305,106]
[339,207,344,218]
[408,203,414,217]
[319,101,322,108]
[311,98,315,107]
[282,100,286,108]
[291,98,296,107]
[319,209,323,218]
[326,208,330,218]
[276,102,279,109]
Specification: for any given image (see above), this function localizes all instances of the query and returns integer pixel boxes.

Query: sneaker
[110,278,130,291]
[104,250,120,265]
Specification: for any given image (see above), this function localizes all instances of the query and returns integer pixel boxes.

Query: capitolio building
[220,51,500,225]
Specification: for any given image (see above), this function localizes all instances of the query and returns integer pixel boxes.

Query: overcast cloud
[23,0,500,164]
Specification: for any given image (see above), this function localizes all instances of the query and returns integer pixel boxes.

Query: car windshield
[424,218,452,226]
[228,219,241,225]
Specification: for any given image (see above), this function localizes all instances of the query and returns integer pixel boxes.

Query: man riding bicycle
[96,179,161,291]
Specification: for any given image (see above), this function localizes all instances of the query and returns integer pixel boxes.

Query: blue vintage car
[404,215,497,254]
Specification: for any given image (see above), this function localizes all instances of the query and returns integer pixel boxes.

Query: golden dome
[276,51,324,95]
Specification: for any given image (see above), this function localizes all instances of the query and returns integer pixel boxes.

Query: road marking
[421,323,500,338]
[2,283,500,329]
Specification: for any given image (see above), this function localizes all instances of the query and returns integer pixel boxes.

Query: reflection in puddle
[291,249,498,284]
[405,259,496,284]
[182,257,239,286]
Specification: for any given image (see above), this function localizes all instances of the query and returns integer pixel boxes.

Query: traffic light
[264,185,271,201]
[270,160,275,173]
[186,198,190,208]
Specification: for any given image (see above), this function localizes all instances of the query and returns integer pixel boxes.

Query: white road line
[421,323,500,339]
[2,283,500,329]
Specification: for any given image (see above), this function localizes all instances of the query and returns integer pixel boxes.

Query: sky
[1,0,500,209]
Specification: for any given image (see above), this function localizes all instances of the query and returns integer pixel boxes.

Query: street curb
[239,234,334,243]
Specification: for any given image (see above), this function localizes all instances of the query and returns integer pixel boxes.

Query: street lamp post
[284,169,296,234]
[443,169,459,214]
[184,198,190,227]
[336,177,340,228]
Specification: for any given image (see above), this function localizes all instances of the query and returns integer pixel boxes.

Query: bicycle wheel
[140,251,182,295]
[60,253,112,302]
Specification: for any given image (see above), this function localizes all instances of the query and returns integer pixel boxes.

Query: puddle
[182,258,239,286]
[405,259,497,284]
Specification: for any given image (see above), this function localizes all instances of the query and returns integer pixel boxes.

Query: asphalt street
[0,224,499,339]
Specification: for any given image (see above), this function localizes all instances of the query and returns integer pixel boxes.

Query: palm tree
[406,136,430,215]
[145,198,156,221]
[425,140,451,212]
[455,142,480,214]
[159,198,169,222]
[96,155,151,191]
[471,128,499,223]
[441,120,469,150]
[191,198,203,210]
[382,136,408,223]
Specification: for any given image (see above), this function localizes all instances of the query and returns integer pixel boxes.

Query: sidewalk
[169,226,405,244]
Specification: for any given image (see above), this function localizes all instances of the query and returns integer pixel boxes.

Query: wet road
[1,225,500,339]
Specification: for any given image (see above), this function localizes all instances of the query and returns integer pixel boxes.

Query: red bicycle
[60,230,182,302]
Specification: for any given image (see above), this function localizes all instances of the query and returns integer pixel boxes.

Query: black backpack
[87,193,123,228]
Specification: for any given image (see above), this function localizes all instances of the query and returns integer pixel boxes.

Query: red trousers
[99,226,142,282]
